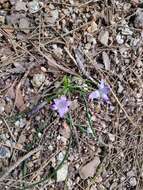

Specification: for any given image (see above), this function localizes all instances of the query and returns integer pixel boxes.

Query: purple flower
[89,79,110,103]
[51,96,71,118]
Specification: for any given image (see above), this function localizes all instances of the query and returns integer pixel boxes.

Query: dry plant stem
[43,21,92,46]
[38,13,42,49]
[0,33,40,69]
[64,47,96,83]
[0,146,42,182]
[73,123,81,152]
[0,28,41,66]
[109,86,138,128]
[2,118,16,142]
[0,143,26,152]
[85,53,137,128]
[31,41,78,76]
[30,149,62,182]
[0,52,25,68]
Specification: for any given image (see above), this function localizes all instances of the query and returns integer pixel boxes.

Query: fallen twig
[0,146,42,182]
[31,41,78,76]
[2,118,16,142]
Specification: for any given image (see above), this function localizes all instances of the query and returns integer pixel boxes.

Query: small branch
[0,146,42,182]
[0,143,26,152]
[2,118,16,142]
[64,47,96,83]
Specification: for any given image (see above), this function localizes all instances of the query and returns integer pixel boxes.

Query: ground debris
[98,30,109,46]
[102,51,110,71]
[0,0,142,189]
[27,0,40,14]
[79,156,100,179]
[0,146,11,158]
[19,18,30,33]
[15,1,27,12]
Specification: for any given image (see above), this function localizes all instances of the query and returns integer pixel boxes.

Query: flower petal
[99,80,110,95]
[60,96,67,101]
[54,98,61,105]
[101,93,110,103]
[50,104,57,110]
[102,86,110,95]
[67,100,71,107]
[58,107,69,118]
[51,96,71,117]
[98,79,105,89]
[89,90,100,101]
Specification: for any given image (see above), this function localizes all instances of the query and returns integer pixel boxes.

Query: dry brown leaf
[32,43,77,76]
[6,80,17,100]
[46,53,74,74]
[15,83,25,111]
[79,156,100,179]
[6,86,15,100]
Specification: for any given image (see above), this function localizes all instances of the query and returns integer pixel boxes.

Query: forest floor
[0,0,143,189]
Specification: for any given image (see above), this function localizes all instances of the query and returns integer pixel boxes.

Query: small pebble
[28,0,40,14]
[32,73,45,87]
[121,27,133,35]
[0,106,4,113]
[15,1,27,11]
[19,18,30,33]
[0,146,11,158]
[116,34,124,44]
[108,133,115,142]
[48,144,54,151]
[0,15,5,24]
[129,177,137,187]
[98,30,109,46]
[117,81,124,94]
[38,132,42,138]
[135,9,143,28]
[87,127,94,135]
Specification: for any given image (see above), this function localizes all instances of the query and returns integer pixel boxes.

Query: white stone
[0,146,11,158]
[0,106,4,113]
[15,1,27,11]
[116,34,124,44]
[0,120,3,125]
[28,0,40,13]
[108,133,115,142]
[129,177,137,187]
[117,82,124,94]
[56,162,68,182]
[56,151,68,182]
[98,30,109,46]
[87,127,94,135]
[32,73,45,87]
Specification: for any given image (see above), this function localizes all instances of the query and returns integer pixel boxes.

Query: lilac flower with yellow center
[89,79,110,103]
[51,96,71,118]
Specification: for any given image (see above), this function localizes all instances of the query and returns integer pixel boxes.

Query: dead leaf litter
[0,0,143,189]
